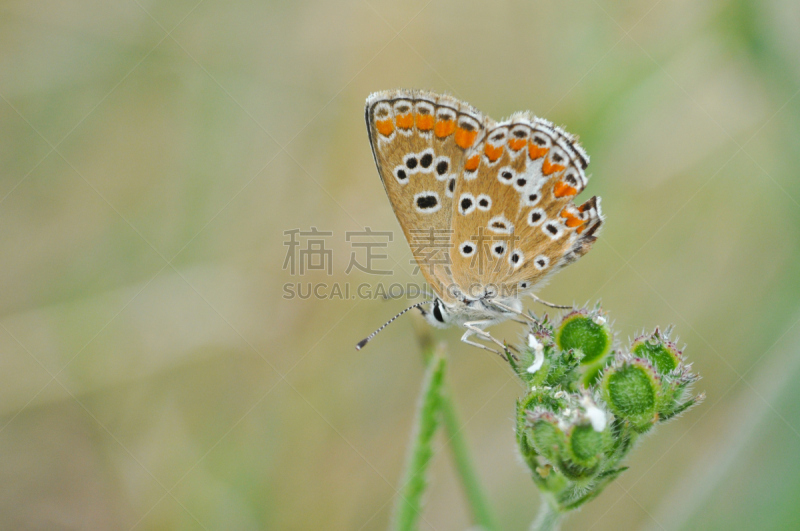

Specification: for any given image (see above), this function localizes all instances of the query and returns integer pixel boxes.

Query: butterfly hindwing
[365,90,489,302]
[449,113,603,296]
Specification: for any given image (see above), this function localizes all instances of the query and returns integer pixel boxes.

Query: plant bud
[601,359,660,432]
[567,424,606,468]
[527,410,566,462]
[631,328,682,375]
[556,310,612,365]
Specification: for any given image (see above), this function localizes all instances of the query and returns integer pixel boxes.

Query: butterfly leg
[490,300,537,324]
[462,320,510,360]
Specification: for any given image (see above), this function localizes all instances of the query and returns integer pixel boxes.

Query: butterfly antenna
[355,301,427,350]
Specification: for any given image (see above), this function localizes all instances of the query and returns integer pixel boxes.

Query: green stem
[530,498,562,531]
[393,355,446,531]
[418,340,498,530]
[440,386,499,531]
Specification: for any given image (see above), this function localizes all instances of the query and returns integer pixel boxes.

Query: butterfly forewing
[365,90,490,302]
[449,113,603,297]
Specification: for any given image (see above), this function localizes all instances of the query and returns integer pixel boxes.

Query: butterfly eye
[534,255,550,270]
[490,131,506,143]
[543,221,564,239]
[446,177,456,197]
[393,165,409,184]
[458,116,478,132]
[459,241,476,257]
[508,127,529,151]
[491,241,507,258]
[532,134,549,147]
[524,191,540,206]
[418,149,434,171]
[415,101,434,124]
[373,102,391,119]
[434,156,450,180]
[509,249,524,269]
[393,100,412,114]
[564,170,580,188]
[488,215,513,234]
[528,208,546,226]
[413,191,441,213]
[497,166,515,184]
[459,193,476,215]
[435,109,456,131]
[565,173,576,186]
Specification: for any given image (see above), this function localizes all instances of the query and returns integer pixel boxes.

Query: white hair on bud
[580,395,607,432]
[526,334,545,374]
[593,314,607,325]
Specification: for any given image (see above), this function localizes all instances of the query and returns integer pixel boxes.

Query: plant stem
[440,386,499,531]
[530,498,562,531]
[418,339,499,530]
[393,354,446,531]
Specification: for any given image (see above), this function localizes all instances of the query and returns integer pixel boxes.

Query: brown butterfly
[357,89,602,354]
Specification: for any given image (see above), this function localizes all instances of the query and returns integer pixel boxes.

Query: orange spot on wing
[464,154,480,171]
[484,143,504,162]
[396,113,413,129]
[508,138,526,151]
[577,224,587,234]
[375,119,394,136]
[542,158,566,176]
[455,128,478,149]
[528,143,548,160]
[566,217,584,227]
[553,181,578,198]
[416,113,434,131]
[434,119,456,138]
[560,209,585,228]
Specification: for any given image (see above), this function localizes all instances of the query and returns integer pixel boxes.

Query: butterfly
[357,89,603,354]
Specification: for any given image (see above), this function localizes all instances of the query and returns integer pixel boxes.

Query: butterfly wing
[449,112,603,296]
[365,90,489,303]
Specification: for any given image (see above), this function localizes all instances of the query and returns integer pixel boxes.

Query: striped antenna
[355,301,427,350]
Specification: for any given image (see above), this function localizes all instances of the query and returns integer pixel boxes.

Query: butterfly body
[361,89,603,352]
[421,295,522,329]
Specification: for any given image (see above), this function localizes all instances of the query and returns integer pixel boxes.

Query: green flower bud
[631,328,682,375]
[556,310,612,365]
[527,410,566,462]
[601,359,660,432]
[567,424,605,468]
[509,309,703,515]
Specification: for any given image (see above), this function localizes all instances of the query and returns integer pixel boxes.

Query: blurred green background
[1,0,799,529]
